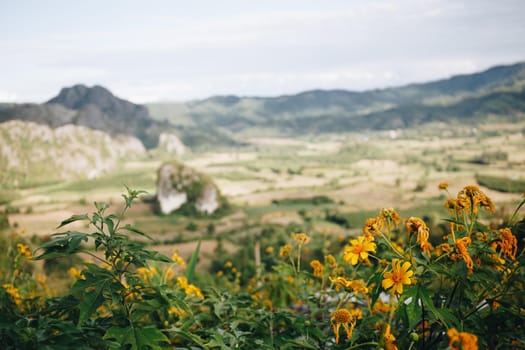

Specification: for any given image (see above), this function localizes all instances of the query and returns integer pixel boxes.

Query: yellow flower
[2,284,22,305]
[455,237,474,273]
[379,208,401,230]
[363,217,383,239]
[435,243,453,257]
[168,306,188,318]
[405,217,432,255]
[324,254,337,269]
[329,276,368,294]
[447,328,478,350]
[372,298,391,314]
[330,308,356,344]
[224,261,233,268]
[384,324,398,350]
[310,260,325,278]
[456,185,495,215]
[343,236,376,265]
[171,252,187,268]
[279,244,292,258]
[496,228,518,260]
[292,232,310,244]
[350,305,363,320]
[176,276,204,299]
[444,199,458,215]
[16,243,32,259]
[382,259,413,295]
[265,246,274,254]
[68,267,86,280]
[438,181,449,190]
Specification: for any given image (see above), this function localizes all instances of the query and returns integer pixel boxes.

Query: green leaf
[122,187,148,208]
[104,217,115,235]
[185,240,201,284]
[105,325,168,350]
[167,327,208,348]
[56,214,89,229]
[419,288,458,329]
[402,286,421,330]
[369,270,384,307]
[33,231,89,260]
[282,339,318,349]
[77,274,113,326]
[94,202,109,214]
[122,224,153,240]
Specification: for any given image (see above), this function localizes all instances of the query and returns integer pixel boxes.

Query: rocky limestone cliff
[0,84,174,148]
[0,120,146,188]
[156,161,222,215]
[157,133,186,155]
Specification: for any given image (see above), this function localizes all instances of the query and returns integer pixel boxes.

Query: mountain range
[1,61,524,150]
[148,61,525,140]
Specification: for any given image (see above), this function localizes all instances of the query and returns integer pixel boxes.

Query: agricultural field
[1,121,525,349]
[2,121,524,259]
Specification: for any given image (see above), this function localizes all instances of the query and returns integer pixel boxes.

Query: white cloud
[0,90,19,102]
[0,0,524,102]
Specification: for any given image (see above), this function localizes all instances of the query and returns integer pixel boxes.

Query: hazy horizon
[2,0,525,104]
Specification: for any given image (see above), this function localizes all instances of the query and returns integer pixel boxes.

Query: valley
[3,121,524,267]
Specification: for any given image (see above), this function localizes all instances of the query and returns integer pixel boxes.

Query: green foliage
[271,195,334,206]
[0,211,9,230]
[476,174,525,193]
[1,186,524,349]
[2,188,191,349]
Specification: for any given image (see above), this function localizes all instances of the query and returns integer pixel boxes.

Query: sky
[1,0,525,103]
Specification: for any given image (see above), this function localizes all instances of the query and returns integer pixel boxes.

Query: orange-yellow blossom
[330,308,356,344]
[382,259,413,295]
[310,260,325,278]
[384,323,398,350]
[447,328,478,350]
[343,236,376,265]
[405,217,432,255]
[455,237,474,273]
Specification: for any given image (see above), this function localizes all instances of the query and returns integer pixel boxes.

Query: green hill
[148,61,525,143]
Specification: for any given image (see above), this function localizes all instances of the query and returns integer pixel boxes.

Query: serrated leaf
[105,325,168,350]
[94,202,109,213]
[122,224,153,240]
[122,187,148,208]
[33,231,89,260]
[77,276,112,326]
[57,214,90,229]
[167,327,208,348]
[419,288,454,329]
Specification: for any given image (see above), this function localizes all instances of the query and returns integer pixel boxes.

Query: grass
[3,122,524,249]
[57,169,157,193]
[476,174,525,193]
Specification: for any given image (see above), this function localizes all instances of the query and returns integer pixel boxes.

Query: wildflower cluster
[0,185,523,349]
[286,184,524,348]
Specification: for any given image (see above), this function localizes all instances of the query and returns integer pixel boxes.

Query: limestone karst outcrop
[156,161,224,215]
[157,133,186,156]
